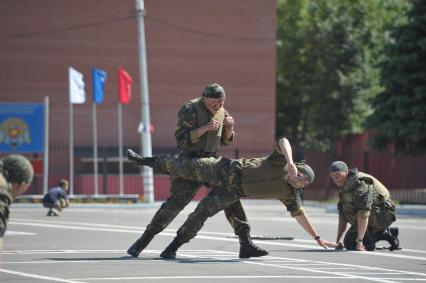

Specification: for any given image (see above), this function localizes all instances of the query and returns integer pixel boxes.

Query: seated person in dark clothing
[43,179,69,216]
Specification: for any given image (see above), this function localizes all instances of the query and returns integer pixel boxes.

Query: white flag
[69,67,86,104]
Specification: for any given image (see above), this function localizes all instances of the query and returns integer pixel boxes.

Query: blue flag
[92,68,107,104]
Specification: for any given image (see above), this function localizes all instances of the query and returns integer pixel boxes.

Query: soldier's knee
[161,197,190,212]
[343,234,356,250]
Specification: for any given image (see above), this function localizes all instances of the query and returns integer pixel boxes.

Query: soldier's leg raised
[160,186,239,259]
[127,177,201,257]
[128,149,229,185]
[224,201,268,258]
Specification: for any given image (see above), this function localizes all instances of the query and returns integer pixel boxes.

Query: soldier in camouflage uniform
[330,161,400,251]
[0,155,34,250]
[127,83,268,258]
[128,137,336,259]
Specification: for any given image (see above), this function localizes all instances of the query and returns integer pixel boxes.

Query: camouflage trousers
[0,188,12,238]
[343,225,377,251]
[343,204,396,251]
[145,153,249,238]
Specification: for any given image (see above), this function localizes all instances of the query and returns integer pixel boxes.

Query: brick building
[0,0,277,196]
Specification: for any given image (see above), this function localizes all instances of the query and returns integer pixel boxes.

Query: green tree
[276,0,409,154]
[366,0,426,155]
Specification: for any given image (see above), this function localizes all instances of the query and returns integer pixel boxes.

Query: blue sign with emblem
[0,103,44,152]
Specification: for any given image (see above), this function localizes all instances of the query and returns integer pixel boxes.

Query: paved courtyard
[1,200,425,282]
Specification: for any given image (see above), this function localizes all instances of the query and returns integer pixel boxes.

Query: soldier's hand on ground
[322,240,338,249]
[316,238,330,249]
[223,115,234,127]
[335,242,344,250]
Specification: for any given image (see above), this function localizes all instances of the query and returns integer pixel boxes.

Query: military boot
[127,149,155,167]
[238,231,269,258]
[380,227,400,251]
[160,238,184,259]
[388,227,400,251]
[127,232,155,258]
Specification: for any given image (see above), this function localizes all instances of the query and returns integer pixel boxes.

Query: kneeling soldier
[330,161,400,251]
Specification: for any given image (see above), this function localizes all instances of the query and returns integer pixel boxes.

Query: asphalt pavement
[1,200,425,283]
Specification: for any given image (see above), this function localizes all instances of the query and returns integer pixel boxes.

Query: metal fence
[9,143,426,204]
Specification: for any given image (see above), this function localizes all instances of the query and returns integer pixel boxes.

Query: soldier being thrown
[330,161,400,251]
[128,137,336,259]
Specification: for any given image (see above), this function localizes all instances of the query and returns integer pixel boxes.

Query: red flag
[118,67,133,104]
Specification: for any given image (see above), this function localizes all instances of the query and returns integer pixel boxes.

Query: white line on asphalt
[247,217,426,231]
[4,230,36,235]
[1,260,101,264]
[377,279,426,281]
[0,249,125,254]
[198,250,426,278]
[68,275,358,280]
[11,217,426,252]
[0,268,86,283]
[9,220,426,261]
[240,260,399,283]
[180,252,398,283]
[3,249,426,282]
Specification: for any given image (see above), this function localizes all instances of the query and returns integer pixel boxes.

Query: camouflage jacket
[0,173,12,237]
[175,98,233,152]
[239,147,304,217]
[337,169,396,229]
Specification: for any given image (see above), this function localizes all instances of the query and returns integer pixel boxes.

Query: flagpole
[69,101,74,196]
[92,102,99,196]
[43,96,49,195]
[118,103,124,196]
[68,67,85,196]
[136,0,154,203]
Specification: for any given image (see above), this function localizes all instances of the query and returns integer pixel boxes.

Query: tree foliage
[366,0,426,155]
[276,0,409,153]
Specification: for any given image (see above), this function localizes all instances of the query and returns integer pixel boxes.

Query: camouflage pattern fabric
[1,155,34,184]
[150,155,244,243]
[202,83,225,99]
[143,96,248,238]
[0,173,12,238]
[148,150,306,242]
[239,147,305,217]
[145,152,249,236]
[338,169,396,234]
[175,100,232,151]
[343,225,376,251]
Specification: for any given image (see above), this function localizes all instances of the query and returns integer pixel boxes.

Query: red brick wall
[0,0,277,175]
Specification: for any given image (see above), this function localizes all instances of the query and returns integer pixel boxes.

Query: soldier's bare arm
[353,179,374,251]
[222,114,234,142]
[294,212,336,249]
[335,214,348,249]
[278,137,297,177]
